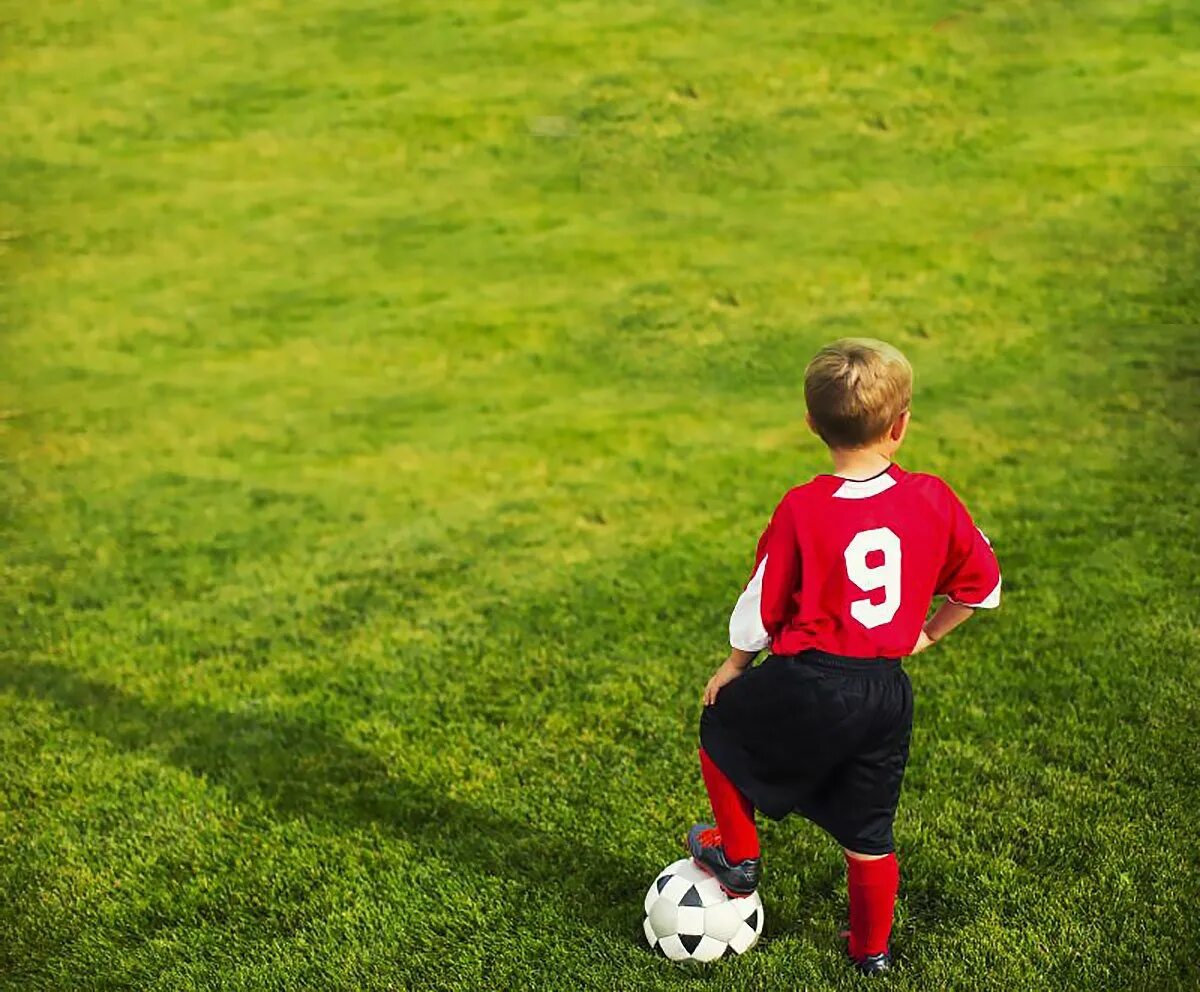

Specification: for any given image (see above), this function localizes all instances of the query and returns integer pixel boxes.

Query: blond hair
[804,338,912,449]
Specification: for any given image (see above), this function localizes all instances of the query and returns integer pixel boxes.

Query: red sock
[698,748,760,862]
[845,852,899,959]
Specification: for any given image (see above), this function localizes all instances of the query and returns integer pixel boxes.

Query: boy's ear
[890,409,910,442]
[805,412,820,436]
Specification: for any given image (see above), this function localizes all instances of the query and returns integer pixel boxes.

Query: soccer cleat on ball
[643,858,764,962]
[686,824,761,896]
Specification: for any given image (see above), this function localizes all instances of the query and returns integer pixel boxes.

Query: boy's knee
[844,848,891,861]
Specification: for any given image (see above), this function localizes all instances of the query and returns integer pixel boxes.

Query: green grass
[2,1,1198,989]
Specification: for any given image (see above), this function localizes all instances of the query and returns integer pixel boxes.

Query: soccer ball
[642,857,764,962]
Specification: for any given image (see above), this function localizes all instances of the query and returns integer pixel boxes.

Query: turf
[2,1,1198,989]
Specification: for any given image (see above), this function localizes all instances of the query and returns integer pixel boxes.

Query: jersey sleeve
[728,496,802,652]
[935,487,1001,609]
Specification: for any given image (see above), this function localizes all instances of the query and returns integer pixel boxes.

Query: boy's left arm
[935,488,1001,610]
[911,600,976,654]
[915,486,1001,654]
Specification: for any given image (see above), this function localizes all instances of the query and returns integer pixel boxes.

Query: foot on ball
[686,824,761,896]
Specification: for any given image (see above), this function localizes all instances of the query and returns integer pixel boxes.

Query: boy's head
[804,338,912,451]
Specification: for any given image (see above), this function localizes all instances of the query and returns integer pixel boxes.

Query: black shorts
[699,650,914,855]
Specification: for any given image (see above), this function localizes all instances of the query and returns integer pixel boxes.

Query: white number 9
[843,527,902,629]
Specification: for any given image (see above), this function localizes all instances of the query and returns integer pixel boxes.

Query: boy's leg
[807,668,912,970]
[844,849,900,961]
[698,747,759,862]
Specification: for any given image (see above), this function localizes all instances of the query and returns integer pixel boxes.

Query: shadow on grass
[1,660,648,914]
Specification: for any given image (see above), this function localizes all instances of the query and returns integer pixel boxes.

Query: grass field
[2,1,1199,989]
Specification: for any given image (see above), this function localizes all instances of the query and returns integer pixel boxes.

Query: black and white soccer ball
[642,857,764,962]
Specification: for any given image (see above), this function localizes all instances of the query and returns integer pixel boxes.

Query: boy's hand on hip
[703,657,749,706]
[910,629,935,655]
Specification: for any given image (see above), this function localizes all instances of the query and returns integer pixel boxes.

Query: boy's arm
[911,600,975,654]
[703,648,758,706]
[914,484,1001,654]
[728,498,801,653]
[707,497,800,705]
[934,486,1001,610]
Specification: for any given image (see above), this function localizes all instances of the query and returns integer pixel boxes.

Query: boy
[688,338,1001,975]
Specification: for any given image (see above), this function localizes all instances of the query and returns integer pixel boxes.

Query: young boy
[688,338,1001,975]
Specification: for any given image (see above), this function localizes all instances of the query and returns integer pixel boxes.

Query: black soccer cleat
[686,823,761,896]
[850,950,893,976]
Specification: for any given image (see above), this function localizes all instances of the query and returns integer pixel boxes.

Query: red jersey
[729,464,1001,659]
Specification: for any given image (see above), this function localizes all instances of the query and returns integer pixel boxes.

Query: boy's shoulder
[890,467,973,520]
[896,467,961,501]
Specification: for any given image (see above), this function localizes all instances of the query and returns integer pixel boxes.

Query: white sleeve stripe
[948,575,1002,609]
[729,556,771,653]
